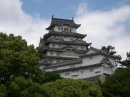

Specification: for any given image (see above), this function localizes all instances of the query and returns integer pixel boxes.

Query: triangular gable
[86,49,97,54]
[101,58,114,67]
[51,36,62,42]
[60,46,82,53]
[102,62,114,68]
[74,38,86,43]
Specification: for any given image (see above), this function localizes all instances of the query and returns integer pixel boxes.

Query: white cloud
[75,4,130,59]
[0,0,130,59]
[0,0,49,46]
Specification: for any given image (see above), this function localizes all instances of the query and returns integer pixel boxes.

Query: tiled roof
[43,46,88,54]
[46,17,81,30]
[43,31,87,40]
[45,40,91,46]
[44,58,82,69]
[82,46,119,59]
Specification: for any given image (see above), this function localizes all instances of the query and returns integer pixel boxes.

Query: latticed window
[57,60,60,63]
[70,38,73,41]
[57,52,60,56]
[81,46,84,49]
[52,68,57,71]
[52,44,55,47]
[50,52,53,55]
[70,65,75,68]
[89,68,93,72]
[65,72,70,76]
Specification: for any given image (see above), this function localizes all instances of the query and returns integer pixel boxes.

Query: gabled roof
[43,31,87,40]
[45,40,91,46]
[82,46,119,59]
[43,46,89,54]
[44,58,82,69]
[46,17,81,30]
[100,57,114,67]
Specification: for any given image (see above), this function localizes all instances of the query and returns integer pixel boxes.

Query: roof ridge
[52,17,73,21]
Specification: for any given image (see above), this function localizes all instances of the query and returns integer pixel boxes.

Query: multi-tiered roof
[39,17,91,66]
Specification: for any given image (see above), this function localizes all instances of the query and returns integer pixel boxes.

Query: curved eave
[46,24,81,30]
[43,47,88,54]
[45,63,102,72]
[44,59,82,69]
[43,31,87,40]
[45,41,91,46]
[43,55,79,59]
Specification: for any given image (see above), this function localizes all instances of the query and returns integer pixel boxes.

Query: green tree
[120,52,130,67]
[101,45,116,55]
[0,84,6,97]
[7,76,44,97]
[0,32,44,84]
[43,72,62,83]
[41,78,102,97]
[101,68,130,97]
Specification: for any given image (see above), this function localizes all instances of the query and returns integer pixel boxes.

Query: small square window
[64,28,67,30]
[57,60,60,63]
[52,44,55,47]
[65,72,70,76]
[89,68,93,72]
[57,52,60,56]
[81,46,84,49]
[81,71,84,73]
[70,65,75,68]
[52,68,57,71]
[70,38,73,41]
[89,56,93,60]
[50,52,53,55]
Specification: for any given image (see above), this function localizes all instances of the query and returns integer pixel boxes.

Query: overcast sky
[0,0,130,59]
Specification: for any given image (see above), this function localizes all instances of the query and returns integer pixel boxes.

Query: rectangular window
[58,27,60,30]
[57,52,60,56]
[81,70,84,73]
[81,46,84,49]
[65,72,70,76]
[50,52,53,55]
[52,44,55,47]
[57,60,60,63]
[70,38,73,41]
[89,56,93,60]
[64,28,67,31]
[59,45,61,48]
[70,65,75,68]
[89,68,93,72]
[52,68,57,71]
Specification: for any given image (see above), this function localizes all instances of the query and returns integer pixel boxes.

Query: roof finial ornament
[52,15,54,18]
[72,17,74,20]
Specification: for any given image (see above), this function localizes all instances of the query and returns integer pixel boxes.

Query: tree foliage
[0,32,102,97]
[101,68,130,97]
[120,52,130,67]
[41,78,102,97]
[101,45,116,55]
[0,33,45,85]
[43,72,62,83]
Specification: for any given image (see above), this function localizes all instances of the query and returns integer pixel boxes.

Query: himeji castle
[39,16,119,83]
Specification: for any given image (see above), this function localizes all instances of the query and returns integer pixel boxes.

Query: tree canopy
[101,45,116,55]
[101,68,130,97]
[42,78,102,97]
[0,33,45,85]
[120,52,130,67]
